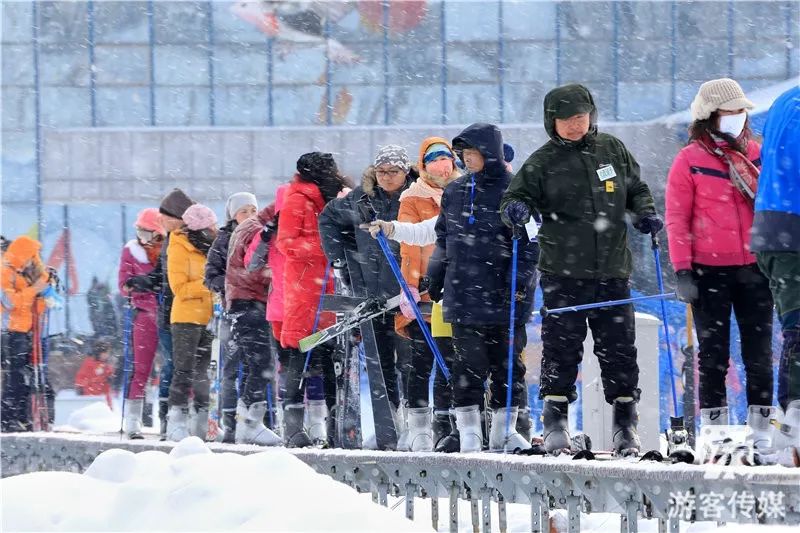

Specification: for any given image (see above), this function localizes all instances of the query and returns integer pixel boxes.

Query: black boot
[142,400,154,428]
[516,407,532,442]
[434,413,460,453]
[612,398,641,455]
[158,399,169,441]
[542,397,570,454]
[222,410,236,444]
[326,405,338,448]
[283,404,312,448]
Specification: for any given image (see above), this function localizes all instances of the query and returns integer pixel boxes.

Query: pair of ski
[30,308,51,432]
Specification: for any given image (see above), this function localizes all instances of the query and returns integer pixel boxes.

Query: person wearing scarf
[165,204,219,442]
[666,78,775,457]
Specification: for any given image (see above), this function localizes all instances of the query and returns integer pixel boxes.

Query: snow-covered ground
[2,438,797,532]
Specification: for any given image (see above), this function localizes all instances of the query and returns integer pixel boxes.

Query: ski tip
[669,450,695,464]
[639,450,664,462]
[572,449,595,461]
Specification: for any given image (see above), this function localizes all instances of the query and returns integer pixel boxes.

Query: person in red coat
[276,152,348,447]
[74,340,115,409]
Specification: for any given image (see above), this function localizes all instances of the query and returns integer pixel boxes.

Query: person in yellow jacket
[1,236,50,432]
[165,204,218,441]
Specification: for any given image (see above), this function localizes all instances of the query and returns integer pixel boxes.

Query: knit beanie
[423,143,454,164]
[690,78,754,121]
[134,208,166,235]
[374,145,410,172]
[159,188,194,219]
[182,204,217,231]
[225,192,258,221]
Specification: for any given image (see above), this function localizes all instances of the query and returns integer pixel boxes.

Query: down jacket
[167,231,213,326]
[225,205,275,308]
[118,239,159,314]
[1,236,47,333]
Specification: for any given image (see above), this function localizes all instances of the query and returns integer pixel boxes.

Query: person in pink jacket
[665,78,774,452]
[118,208,165,438]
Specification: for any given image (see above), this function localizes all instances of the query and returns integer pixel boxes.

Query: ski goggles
[136,228,163,244]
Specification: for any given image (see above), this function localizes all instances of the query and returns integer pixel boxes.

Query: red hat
[134,208,166,236]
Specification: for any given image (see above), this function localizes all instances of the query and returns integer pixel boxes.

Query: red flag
[46,229,79,295]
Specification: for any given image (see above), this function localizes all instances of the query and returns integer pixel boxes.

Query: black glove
[124,274,151,292]
[260,216,279,242]
[501,201,531,228]
[634,213,664,235]
[675,270,698,304]
[427,275,444,303]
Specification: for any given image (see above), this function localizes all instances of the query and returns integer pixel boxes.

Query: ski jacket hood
[4,236,41,270]
[543,84,598,144]
[452,123,506,177]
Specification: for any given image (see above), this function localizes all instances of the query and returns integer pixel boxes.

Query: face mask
[425,159,454,180]
[718,112,747,138]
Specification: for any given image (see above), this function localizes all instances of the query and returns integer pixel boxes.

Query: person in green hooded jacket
[501,83,662,456]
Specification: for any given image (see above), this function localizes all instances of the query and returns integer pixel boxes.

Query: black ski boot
[542,397,571,454]
[326,405,338,448]
[158,399,169,441]
[142,400,153,428]
[222,410,236,444]
[434,413,460,453]
[612,398,641,456]
[283,404,313,448]
[516,407,532,442]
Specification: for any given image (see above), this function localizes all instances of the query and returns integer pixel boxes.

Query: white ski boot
[542,396,571,455]
[393,403,410,451]
[124,399,144,440]
[306,400,328,446]
[454,405,483,453]
[699,406,731,463]
[192,408,212,441]
[406,407,434,452]
[489,407,532,452]
[773,400,800,467]
[235,400,281,446]
[746,405,776,453]
[611,397,641,456]
[166,405,191,442]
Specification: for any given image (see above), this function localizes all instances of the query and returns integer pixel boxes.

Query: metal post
[612,0,620,121]
[266,37,274,126]
[669,517,680,532]
[498,493,507,533]
[378,482,388,507]
[449,483,459,533]
[726,0,734,77]
[381,0,390,125]
[323,16,332,126]
[405,482,415,520]
[440,0,447,124]
[87,0,97,126]
[32,0,43,239]
[567,495,580,533]
[62,204,71,335]
[497,0,505,123]
[539,492,549,533]
[657,517,668,533]
[147,0,156,125]
[670,0,677,112]
[785,1,793,78]
[120,204,128,245]
[624,499,639,533]
[470,490,480,533]
[432,497,439,531]
[481,488,491,533]
[555,1,562,87]
[531,493,542,533]
[206,0,216,125]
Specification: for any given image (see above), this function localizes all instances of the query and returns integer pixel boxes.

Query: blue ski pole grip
[504,235,519,446]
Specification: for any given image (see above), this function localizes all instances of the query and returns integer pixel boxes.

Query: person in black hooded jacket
[426,123,540,453]
[501,84,660,456]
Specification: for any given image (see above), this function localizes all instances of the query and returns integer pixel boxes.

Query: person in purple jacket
[118,208,166,439]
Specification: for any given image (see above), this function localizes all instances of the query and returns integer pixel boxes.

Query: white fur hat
[690,78,754,121]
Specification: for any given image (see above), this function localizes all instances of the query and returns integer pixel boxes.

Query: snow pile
[59,401,119,434]
[0,437,428,532]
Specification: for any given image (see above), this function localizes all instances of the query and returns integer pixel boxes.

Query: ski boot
[306,400,328,447]
[433,411,460,453]
[517,406,532,443]
[542,396,571,455]
[489,407,532,452]
[746,405,776,453]
[142,399,154,428]
[158,399,169,441]
[699,406,731,464]
[124,399,145,440]
[326,405,337,448]
[235,400,281,446]
[773,400,800,467]
[454,405,483,453]
[392,403,410,451]
[665,416,695,464]
[166,405,190,442]
[222,410,237,444]
[611,397,641,457]
[406,407,434,452]
[281,403,313,448]
[192,408,210,441]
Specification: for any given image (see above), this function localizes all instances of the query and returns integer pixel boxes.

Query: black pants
[169,323,213,410]
[451,324,527,409]
[279,342,336,409]
[405,322,455,409]
[229,300,273,406]
[371,313,402,408]
[692,264,774,408]
[1,332,32,432]
[220,315,245,414]
[539,275,639,404]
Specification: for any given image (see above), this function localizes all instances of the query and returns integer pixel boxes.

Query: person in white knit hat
[666,78,774,462]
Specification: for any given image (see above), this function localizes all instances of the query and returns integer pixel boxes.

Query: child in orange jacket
[74,340,115,408]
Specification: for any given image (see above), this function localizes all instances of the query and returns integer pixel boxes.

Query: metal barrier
[2,433,799,532]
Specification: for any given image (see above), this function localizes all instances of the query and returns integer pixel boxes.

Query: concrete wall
[41,122,681,203]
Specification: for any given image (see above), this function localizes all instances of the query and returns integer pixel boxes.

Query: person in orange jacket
[0,236,51,432]
[74,340,115,408]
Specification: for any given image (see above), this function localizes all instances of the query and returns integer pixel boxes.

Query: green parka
[501,84,656,279]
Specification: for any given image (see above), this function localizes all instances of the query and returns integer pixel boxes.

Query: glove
[502,201,530,228]
[399,286,421,320]
[40,285,64,310]
[362,220,394,239]
[260,218,278,242]
[124,274,150,292]
[427,276,444,304]
[675,270,698,304]
[634,213,664,235]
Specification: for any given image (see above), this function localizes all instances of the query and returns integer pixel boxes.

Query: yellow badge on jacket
[605,180,615,193]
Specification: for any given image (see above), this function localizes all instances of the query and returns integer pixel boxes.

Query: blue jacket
[751,85,800,252]
[427,123,540,326]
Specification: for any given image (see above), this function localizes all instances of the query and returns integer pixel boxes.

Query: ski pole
[652,234,680,419]
[539,292,676,317]
[504,228,520,449]
[299,263,331,388]
[119,297,134,435]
